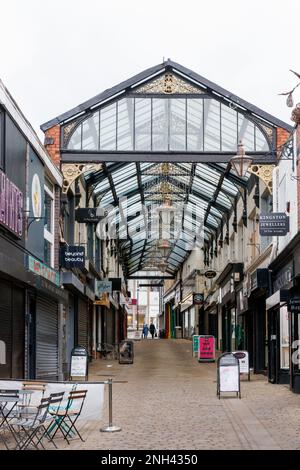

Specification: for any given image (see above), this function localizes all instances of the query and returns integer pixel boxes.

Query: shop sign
[273,261,293,293]
[70,346,88,379]
[217,353,241,398]
[289,298,300,313]
[27,255,60,286]
[193,293,204,305]
[75,207,106,223]
[198,335,215,362]
[259,213,290,236]
[232,351,250,380]
[0,169,23,238]
[204,269,217,279]
[96,280,112,295]
[61,245,85,269]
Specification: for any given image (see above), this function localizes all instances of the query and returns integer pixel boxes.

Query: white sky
[0,0,299,138]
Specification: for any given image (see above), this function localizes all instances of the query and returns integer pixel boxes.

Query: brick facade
[44,125,61,167]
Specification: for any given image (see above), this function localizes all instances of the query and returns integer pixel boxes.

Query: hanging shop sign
[75,207,107,223]
[70,346,88,379]
[204,269,217,279]
[193,293,204,305]
[61,245,85,269]
[96,280,112,295]
[109,277,122,291]
[192,335,199,357]
[217,353,241,399]
[289,298,300,313]
[0,169,23,238]
[27,255,60,286]
[198,335,215,362]
[259,213,290,236]
[31,174,42,219]
[232,351,250,381]
[273,260,293,293]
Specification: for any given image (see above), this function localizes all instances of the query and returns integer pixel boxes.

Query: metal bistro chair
[35,391,65,449]
[49,389,88,445]
[20,381,46,408]
[0,389,20,449]
[9,396,52,450]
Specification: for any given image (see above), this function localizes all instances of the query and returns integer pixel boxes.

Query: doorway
[267,307,279,383]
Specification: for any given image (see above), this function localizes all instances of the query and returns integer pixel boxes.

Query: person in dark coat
[149,322,156,339]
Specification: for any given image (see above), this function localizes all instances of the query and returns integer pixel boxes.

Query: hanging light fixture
[286,93,294,108]
[230,141,253,178]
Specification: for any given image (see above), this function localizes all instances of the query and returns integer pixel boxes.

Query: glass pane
[100,103,116,150]
[44,239,52,266]
[255,126,269,151]
[117,98,134,150]
[204,99,221,151]
[152,99,168,151]
[44,192,52,233]
[135,98,151,150]
[187,99,203,151]
[238,114,255,151]
[221,104,237,151]
[82,112,99,150]
[68,124,82,150]
[170,98,186,150]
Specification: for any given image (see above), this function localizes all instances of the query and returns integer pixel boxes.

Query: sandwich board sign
[232,350,250,381]
[70,346,88,380]
[192,335,199,357]
[198,335,215,362]
[217,352,241,399]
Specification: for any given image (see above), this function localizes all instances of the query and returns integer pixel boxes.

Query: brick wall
[277,127,290,149]
[44,125,61,167]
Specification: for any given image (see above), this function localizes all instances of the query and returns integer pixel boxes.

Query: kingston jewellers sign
[61,245,85,269]
[259,213,290,236]
[0,169,23,238]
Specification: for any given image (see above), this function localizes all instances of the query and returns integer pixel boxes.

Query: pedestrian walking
[142,324,149,339]
[149,322,156,339]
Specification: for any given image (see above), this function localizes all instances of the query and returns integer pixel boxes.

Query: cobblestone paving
[57,339,300,450]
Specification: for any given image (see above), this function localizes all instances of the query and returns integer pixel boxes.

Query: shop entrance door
[268,308,279,383]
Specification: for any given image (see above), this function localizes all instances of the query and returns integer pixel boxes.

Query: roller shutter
[0,280,24,379]
[36,296,58,380]
[78,298,88,351]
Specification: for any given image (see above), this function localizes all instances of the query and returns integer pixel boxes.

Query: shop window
[280,306,290,370]
[44,239,52,266]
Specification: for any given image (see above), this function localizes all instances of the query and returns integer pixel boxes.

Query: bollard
[100,378,121,432]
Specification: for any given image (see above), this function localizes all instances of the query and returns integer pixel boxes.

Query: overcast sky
[0,0,299,139]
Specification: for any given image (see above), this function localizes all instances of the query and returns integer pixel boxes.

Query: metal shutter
[0,280,12,378]
[78,298,88,351]
[0,281,24,379]
[36,296,58,380]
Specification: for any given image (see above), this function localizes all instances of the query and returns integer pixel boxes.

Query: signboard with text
[259,213,290,236]
[27,255,60,286]
[96,280,112,295]
[232,350,250,380]
[70,346,88,379]
[193,293,204,305]
[192,335,199,357]
[61,245,85,269]
[198,335,215,362]
[217,353,241,398]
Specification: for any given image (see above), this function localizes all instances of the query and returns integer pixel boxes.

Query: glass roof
[86,161,248,276]
[67,96,271,153]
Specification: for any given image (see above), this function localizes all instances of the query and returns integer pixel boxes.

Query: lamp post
[230,141,253,178]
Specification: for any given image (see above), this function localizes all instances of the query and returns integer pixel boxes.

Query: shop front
[266,259,293,384]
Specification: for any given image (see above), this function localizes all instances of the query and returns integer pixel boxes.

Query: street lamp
[230,141,253,178]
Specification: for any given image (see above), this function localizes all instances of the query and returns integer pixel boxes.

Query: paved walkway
[65,340,300,449]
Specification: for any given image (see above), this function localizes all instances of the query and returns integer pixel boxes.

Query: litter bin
[119,340,134,364]
[175,326,182,339]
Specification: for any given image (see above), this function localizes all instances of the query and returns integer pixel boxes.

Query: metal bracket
[61,163,102,194]
[248,164,275,194]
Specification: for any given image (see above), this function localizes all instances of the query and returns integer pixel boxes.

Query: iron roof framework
[41,61,292,278]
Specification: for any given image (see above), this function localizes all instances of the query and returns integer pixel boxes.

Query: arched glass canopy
[41,60,292,278]
[67,97,270,153]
